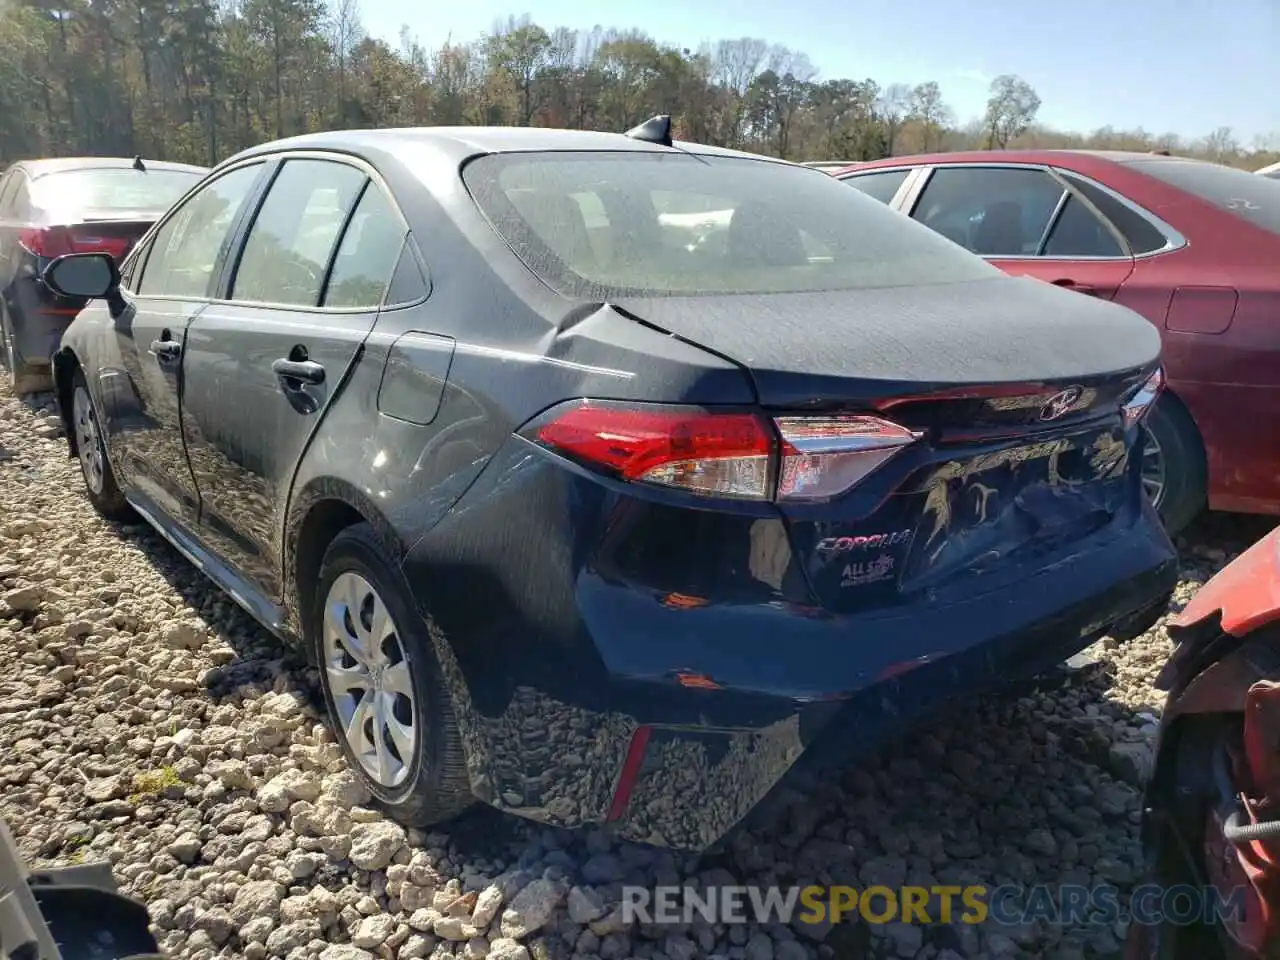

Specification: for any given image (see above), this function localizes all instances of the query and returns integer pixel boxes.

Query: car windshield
[31,167,203,215]
[462,151,998,298]
[1128,158,1280,235]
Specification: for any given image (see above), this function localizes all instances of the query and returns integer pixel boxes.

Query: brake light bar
[18,227,132,261]
[530,401,921,502]
[1121,367,1164,428]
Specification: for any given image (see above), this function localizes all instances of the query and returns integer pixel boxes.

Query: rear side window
[1058,172,1169,254]
[1128,159,1280,235]
[29,168,203,215]
[323,185,409,308]
[384,241,429,307]
[1041,196,1123,257]
[842,170,911,205]
[461,152,996,298]
[232,159,366,307]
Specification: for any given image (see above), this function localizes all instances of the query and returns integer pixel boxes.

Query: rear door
[903,164,1136,299]
[180,154,407,602]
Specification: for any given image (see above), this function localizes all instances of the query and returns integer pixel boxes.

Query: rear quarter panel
[1043,158,1280,514]
[283,146,758,618]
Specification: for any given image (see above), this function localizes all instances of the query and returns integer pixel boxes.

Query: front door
[102,161,268,526]
[180,156,406,601]
[904,164,1136,300]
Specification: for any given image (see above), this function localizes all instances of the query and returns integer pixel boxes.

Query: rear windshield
[30,168,204,214]
[1128,159,1280,235]
[461,151,998,298]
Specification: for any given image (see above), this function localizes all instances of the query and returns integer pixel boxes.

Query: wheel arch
[283,477,407,650]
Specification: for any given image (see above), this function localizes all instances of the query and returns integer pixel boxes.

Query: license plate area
[899,426,1129,591]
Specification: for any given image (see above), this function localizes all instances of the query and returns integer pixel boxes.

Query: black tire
[1143,394,1207,538]
[70,366,133,521]
[311,522,474,826]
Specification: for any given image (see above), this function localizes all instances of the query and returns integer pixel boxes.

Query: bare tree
[711,37,767,147]
[485,16,552,125]
[712,37,767,97]
[908,80,950,151]
[326,0,362,124]
[982,74,1040,148]
[876,82,911,155]
[1202,126,1238,162]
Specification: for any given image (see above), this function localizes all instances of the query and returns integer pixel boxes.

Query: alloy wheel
[73,384,106,495]
[1141,430,1166,510]
[322,571,417,789]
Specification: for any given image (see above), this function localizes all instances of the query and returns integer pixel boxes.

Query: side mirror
[43,253,120,300]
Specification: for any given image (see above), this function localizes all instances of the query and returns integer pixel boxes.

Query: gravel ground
[1,382,1276,960]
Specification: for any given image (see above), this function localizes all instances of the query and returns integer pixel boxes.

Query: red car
[835,152,1280,535]
[1126,521,1280,959]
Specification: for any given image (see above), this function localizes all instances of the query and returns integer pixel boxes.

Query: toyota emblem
[1039,386,1084,421]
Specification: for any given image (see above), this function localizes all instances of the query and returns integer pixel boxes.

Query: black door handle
[1051,278,1097,296]
[150,339,180,361]
[272,358,325,386]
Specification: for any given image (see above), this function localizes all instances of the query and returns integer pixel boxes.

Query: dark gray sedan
[44,122,1175,850]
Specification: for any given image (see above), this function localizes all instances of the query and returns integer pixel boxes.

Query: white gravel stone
[487,939,531,960]
[348,820,406,870]
[0,383,1269,960]
[319,947,375,960]
[499,878,565,939]
[351,914,397,948]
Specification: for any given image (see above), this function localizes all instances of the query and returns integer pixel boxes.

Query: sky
[358,0,1279,145]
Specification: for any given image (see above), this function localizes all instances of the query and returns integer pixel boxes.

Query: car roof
[836,148,1196,176]
[221,126,793,170]
[11,157,210,178]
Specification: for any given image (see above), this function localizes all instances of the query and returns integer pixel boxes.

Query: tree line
[1,0,1275,172]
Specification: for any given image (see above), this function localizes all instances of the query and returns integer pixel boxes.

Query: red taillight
[18,227,73,258]
[530,401,921,502]
[535,403,774,499]
[1122,367,1164,429]
[18,226,132,261]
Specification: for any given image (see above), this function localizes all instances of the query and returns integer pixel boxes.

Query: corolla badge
[1039,386,1085,422]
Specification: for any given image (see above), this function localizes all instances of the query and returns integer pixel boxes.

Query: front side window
[910,166,1067,257]
[842,169,912,205]
[120,236,148,291]
[232,158,367,307]
[137,163,264,299]
[322,184,409,308]
[461,152,997,298]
